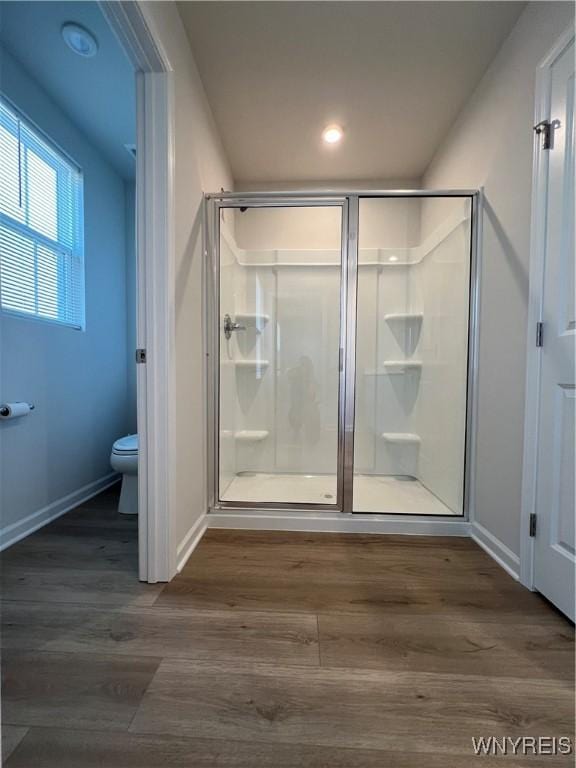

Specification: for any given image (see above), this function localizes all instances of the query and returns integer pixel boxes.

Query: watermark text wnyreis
[472,736,573,756]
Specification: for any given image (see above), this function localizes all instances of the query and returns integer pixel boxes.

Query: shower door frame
[205,189,480,520]
[207,195,350,513]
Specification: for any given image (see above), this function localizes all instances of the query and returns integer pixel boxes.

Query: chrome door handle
[224,314,246,340]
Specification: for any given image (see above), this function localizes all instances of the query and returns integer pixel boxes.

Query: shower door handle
[224,314,246,340]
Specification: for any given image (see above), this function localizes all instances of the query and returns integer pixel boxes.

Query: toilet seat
[112,434,138,456]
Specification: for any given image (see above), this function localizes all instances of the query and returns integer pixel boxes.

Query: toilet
[110,434,138,515]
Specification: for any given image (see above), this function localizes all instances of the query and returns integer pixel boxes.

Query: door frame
[100,1,176,582]
[206,189,479,526]
[520,27,575,590]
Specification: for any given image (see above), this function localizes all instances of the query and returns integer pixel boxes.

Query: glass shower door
[216,201,346,507]
[351,195,473,516]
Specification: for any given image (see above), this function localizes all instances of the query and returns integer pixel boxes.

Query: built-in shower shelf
[234,430,269,442]
[384,312,423,322]
[235,312,270,329]
[382,360,422,373]
[234,360,270,370]
[381,432,421,445]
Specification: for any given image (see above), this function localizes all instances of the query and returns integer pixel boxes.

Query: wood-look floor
[1,485,574,767]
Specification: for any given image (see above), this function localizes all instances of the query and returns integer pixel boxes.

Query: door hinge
[534,120,552,150]
[529,512,537,537]
[536,322,543,347]
[135,348,147,364]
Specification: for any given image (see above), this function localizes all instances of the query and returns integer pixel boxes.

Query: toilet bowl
[110,434,138,515]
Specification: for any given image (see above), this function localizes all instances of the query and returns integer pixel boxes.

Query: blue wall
[125,181,137,433]
[0,46,134,543]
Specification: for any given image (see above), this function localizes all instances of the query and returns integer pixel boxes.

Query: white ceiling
[178,1,525,185]
[0,1,136,179]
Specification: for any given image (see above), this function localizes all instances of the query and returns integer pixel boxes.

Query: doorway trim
[519,27,575,590]
[100,1,175,582]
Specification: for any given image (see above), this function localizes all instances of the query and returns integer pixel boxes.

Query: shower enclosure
[206,191,478,517]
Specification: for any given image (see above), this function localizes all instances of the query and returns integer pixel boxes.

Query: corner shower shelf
[381,432,421,445]
[234,430,269,442]
[384,312,423,322]
[382,360,422,373]
[235,312,270,329]
[234,359,270,370]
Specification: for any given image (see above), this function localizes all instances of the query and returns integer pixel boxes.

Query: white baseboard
[0,473,120,552]
[471,520,520,580]
[207,510,470,537]
[176,513,208,572]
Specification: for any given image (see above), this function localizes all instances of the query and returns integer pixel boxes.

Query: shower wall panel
[410,197,471,512]
[274,266,340,475]
[355,198,422,478]
[232,264,275,475]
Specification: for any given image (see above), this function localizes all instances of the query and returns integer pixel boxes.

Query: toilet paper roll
[0,402,34,420]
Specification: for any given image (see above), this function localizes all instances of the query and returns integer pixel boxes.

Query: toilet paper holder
[0,402,35,418]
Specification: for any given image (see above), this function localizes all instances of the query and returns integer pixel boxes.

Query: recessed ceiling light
[322,124,344,145]
[62,23,99,58]
[388,255,399,262]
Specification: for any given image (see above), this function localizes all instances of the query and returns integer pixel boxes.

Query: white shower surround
[217,198,470,515]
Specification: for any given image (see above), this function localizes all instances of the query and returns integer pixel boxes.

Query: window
[0,98,84,328]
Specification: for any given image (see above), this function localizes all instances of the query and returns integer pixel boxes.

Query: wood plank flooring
[1,485,574,767]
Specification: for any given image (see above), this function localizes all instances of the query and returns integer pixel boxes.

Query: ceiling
[178,1,525,185]
[0,1,135,179]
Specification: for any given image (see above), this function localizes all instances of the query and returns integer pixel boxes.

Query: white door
[532,34,575,620]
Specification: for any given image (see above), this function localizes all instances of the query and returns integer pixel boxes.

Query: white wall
[422,2,575,556]
[141,3,233,557]
[0,48,132,546]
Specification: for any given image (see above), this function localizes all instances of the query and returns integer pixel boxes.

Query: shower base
[220,473,457,515]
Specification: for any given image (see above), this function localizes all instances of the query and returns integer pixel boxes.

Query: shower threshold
[220,473,457,515]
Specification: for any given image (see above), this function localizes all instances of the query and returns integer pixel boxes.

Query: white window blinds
[0,98,84,328]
